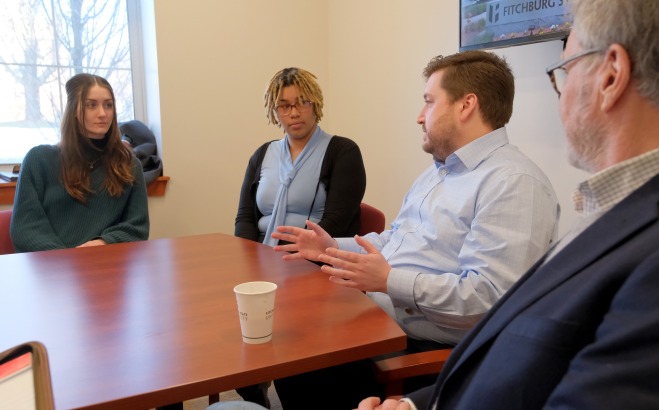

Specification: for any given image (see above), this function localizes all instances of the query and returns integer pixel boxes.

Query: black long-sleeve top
[234,135,366,243]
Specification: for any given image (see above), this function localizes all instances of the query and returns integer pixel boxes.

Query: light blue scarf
[263,126,331,246]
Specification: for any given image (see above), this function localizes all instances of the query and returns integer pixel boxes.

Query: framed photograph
[460,0,572,51]
[0,342,55,410]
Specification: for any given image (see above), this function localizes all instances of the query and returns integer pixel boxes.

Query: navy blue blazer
[408,174,659,409]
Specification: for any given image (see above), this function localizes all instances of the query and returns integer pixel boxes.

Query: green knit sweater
[10,145,149,252]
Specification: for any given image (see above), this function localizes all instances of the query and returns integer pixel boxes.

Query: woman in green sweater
[10,73,149,253]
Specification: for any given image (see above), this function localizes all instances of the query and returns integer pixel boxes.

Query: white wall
[327,0,462,225]
[136,1,586,238]
[495,41,589,235]
[149,0,329,238]
[326,1,583,235]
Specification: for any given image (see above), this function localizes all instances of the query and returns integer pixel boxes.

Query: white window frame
[0,0,155,166]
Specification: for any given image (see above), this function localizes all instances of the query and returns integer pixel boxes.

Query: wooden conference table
[0,233,406,409]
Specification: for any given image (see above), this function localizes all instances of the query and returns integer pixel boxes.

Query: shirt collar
[573,147,659,215]
[435,127,509,170]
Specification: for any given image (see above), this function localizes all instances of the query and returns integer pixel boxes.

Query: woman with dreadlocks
[233,68,366,407]
[10,73,149,252]
[234,67,366,247]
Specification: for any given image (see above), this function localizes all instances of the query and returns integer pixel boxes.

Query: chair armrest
[373,348,452,384]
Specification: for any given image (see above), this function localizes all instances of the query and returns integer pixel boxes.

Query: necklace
[89,159,100,169]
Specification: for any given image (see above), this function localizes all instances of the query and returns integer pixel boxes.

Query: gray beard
[566,127,605,173]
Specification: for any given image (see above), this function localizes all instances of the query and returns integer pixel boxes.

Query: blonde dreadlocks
[264,67,324,126]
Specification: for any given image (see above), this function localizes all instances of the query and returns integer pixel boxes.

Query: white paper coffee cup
[233,281,277,344]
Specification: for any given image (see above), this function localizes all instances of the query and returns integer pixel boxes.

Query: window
[0,0,146,164]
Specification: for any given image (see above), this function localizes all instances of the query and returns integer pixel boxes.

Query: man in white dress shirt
[266,50,560,410]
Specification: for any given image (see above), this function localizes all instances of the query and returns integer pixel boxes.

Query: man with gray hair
[355,0,659,408]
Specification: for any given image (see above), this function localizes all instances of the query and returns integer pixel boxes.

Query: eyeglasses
[546,48,605,97]
[275,100,313,116]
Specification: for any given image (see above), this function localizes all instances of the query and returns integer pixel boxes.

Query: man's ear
[599,43,632,112]
[458,93,479,121]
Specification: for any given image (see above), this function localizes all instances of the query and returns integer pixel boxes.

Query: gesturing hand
[319,234,391,293]
[272,220,337,262]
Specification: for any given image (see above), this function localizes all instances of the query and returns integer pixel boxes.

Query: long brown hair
[59,73,135,202]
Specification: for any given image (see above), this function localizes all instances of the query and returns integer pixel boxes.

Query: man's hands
[319,234,390,293]
[77,239,106,247]
[273,221,391,293]
[272,220,337,261]
[356,397,412,410]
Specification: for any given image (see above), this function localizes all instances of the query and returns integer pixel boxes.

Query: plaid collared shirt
[547,147,659,261]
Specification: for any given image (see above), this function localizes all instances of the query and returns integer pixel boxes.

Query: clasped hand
[77,239,107,247]
[272,220,391,293]
[356,396,411,410]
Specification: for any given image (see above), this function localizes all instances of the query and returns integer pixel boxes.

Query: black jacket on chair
[119,120,163,184]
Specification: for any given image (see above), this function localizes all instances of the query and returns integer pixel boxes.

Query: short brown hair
[423,51,514,129]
